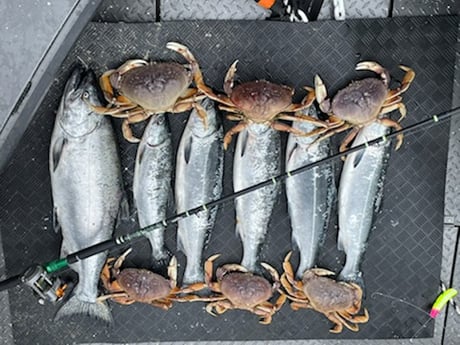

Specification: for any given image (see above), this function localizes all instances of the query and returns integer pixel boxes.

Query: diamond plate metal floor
[0,0,459,344]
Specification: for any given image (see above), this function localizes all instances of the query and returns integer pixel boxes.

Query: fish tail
[183,264,204,285]
[241,252,257,272]
[54,295,113,324]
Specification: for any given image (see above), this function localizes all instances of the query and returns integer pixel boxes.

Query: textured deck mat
[0,17,457,344]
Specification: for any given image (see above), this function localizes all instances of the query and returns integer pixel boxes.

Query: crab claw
[355,61,389,86]
[309,268,336,277]
[314,75,331,114]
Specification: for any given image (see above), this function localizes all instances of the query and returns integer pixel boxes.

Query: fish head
[190,98,220,138]
[143,114,170,147]
[58,66,104,137]
[246,122,271,136]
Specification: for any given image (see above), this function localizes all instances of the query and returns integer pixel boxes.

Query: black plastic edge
[0,0,103,174]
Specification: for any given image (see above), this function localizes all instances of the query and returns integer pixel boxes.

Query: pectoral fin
[184,136,193,164]
[353,149,365,168]
[53,207,61,234]
[286,142,298,165]
[52,137,67,172]
[240,130,249,158]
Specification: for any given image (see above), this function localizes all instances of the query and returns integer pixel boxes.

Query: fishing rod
[1,106,459,303]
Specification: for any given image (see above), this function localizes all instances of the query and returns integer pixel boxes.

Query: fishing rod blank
[0,106,458,293]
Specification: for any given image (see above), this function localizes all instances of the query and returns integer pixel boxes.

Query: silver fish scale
[234,124,280,272]
[337,121,391,285]
[176,100,224,284]
[49,69,124,323]
[133,114,173,263]
[286,108,334,278]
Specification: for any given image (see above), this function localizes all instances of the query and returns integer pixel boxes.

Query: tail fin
[54,295,113,324]
[183,265,204,285]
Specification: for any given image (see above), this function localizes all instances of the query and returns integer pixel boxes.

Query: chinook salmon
[337,122,391,287]
[50,67,126,323]
[175,99,224,284]
[285,106,334,278]
[133,114,172,263]
[234,124,280,271]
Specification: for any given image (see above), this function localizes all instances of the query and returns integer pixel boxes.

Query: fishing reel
[21,265,67,304]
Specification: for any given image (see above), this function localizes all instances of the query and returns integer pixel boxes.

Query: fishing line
[0,106,459,292]
[372,284,460,341]
[370,292,430,316]
[371,292,435,341]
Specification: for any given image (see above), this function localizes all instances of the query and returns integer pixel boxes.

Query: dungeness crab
[98,248,186,309]
[195,60,328,149]
[313,61,415,152]
[89,42,206,142]
[281,252,369,333]
[182,254,286,324]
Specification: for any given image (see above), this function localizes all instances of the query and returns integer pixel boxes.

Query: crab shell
[229,80,294,122]
[117,268,172,302]
[301,270,360,313]
[330,78,388,125]
[218,271,274,308]
[111,62,193,112]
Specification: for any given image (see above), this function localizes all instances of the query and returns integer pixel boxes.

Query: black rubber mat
[0,16,457,344]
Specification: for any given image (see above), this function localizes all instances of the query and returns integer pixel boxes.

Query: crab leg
[174,92,207,106]
[206,300,232,316]
[225,113,245,121]
[386,65,415,99]
[166,41,233,106]
[382,95,403,107]
[167,256,177,288]
[314,75,332,114]
[355,61,390,87]
[326,312,347,333]
[88,103,140,117]
[173,294,227,302]
[338,308,369,324]
[289,300,311,310]
[122,120,141,144]
[98,70,117,104]
[346,282,364,313]
[261,262,279,282]
[223,122,248,150]
[220,106,243,115]
[96,292,134,304]
[306,122,352,151]
[271,121,315,138]
[273,293,287,311]
[331,312,359,332]
[339,127,360,153]
[149,298,173,310]
[179,282,208,294]
[282,252,304,291]
[99,69,139,105]
[283,86,316,112]
[280,274,306,299]
[204,254,223,292]
[253,304,274,324]
[380,102,407,122]
[113,248,133,270]
[277,113,328,128]
[377,117,404,150]
[184,58,235,107]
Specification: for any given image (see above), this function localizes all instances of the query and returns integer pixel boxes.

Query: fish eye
[82,91,89,99]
